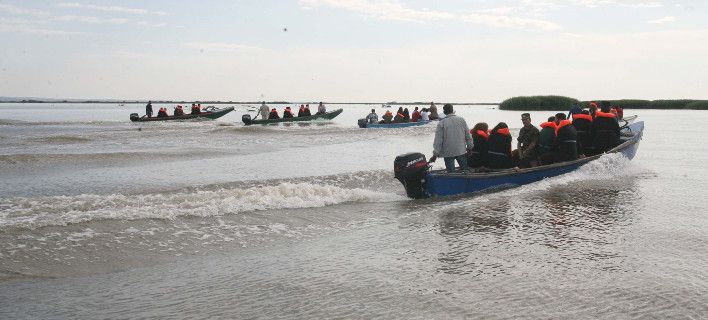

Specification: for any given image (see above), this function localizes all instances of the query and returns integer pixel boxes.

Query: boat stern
[394,152,429,199]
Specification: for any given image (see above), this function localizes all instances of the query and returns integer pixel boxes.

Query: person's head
[492,122,508,132]
[306,104,309,107]
[600,101,612,113]
[148,100,152,103]
[319,102,322,105]
[430,102,434,106]
[371,109,376,113]
[555,113,566,123]
[443,104,454,115]
[472,122,488,133]
[397,107,403,112]
[192,103,196,107]
[547,116,556,123]
[414,107,419,111]
[521,113,531,126]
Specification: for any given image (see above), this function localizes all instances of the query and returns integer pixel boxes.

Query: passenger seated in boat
[174,105,184,116]
[316,102,326,115]
[553,113,579,162]
[157,107,168,118]
[590,102,621,155]
[191,104,200,115]
[487,122,513,169]
[512,113,540,168]
[403,108,411,122]
[538,116,557,165]
[420,108,430,122]
[268,108,280,119]
[380,110,393,124]
[366,109,378,123]
[283,106,294,118]
[467,122,489,170]
[611,105,624,120]
[411,107,421,122]
[298,105,305,117]
[393,107,405,123]
[303,104,312,116]
[588,101,598,119]
[572,110,593,156]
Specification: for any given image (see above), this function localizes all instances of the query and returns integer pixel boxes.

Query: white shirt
[420,111,430,121]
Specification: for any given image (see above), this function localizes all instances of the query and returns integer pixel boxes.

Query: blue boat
[358,120,430,128]
[393,121,644,199]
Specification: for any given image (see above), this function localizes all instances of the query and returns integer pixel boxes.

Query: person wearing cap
[145,101,153,118]
[432,104,473,173]
[512,113,540,168]
[567,102,582,119]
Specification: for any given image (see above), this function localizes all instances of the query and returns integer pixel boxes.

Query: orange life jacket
[595,111,616,119]
[572,113,593,122]
[556,119,572,134]
[495,127,510,136]
[540,121,556,129]
[473,129,489,139]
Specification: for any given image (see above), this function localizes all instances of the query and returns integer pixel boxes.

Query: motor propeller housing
[393,152,429,199]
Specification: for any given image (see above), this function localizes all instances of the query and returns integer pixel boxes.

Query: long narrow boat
[130,106,234,122]
[393,121,644,199]
[358,120,431,128]
[242,109,343,125]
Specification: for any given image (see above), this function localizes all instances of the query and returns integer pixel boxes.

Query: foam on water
[0,182,406,229]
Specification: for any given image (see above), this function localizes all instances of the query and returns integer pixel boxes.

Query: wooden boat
[130,106,234,122]
[242,108,343,125]
[393,121,644,199]
[358,120,430,128]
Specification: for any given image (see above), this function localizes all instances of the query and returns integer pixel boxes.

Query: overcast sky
[1,0,707,102]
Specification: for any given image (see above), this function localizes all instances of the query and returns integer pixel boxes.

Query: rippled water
[0,103,706,319]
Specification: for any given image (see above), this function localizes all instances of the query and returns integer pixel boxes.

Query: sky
[0,0,707,102]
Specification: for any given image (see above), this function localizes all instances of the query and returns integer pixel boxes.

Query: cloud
[574,0,663,8]
[0,17,79,35]
[298,0,561,31]
[0,3,50,16]
[647,15,675,24]
[53,15,129,24]
[183,42,269,53]
[56,2,167,15]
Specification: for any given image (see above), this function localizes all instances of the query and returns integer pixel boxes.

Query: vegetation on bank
[500,96,708,110]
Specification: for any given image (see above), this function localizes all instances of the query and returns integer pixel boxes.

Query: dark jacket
[538,122,556,155]
[268,110,280,119]
[572,113,593,155]
[487,128,512,169]
[468,130,489,168]
[591,112,620,154]
[555,120,578,161]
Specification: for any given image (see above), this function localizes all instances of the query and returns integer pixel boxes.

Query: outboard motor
[242,114,252,125]
[394,152,429,199]
[357,118,368,128]
[129,113,139,121]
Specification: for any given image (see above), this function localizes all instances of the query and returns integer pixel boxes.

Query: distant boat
[241,108,343,125]
[358,120,430,128]
[246,106,257,112]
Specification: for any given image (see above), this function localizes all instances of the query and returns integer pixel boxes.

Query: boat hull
[130,107,234,122]
[361,121,430,128]
[243,109,343,125]
[413,121,644,198]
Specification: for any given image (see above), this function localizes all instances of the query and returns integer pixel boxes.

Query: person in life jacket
[157,107,168,118]
[380,110,393,124]
[411,107,421,122]
[590,101,621,155]
[553,113,579,162]
[402,108,411,122]
[588,101,599,119]
[611,105,624,120]
[268,108,280,119]
[303,104,312,116]
[572,110,593,156]
[467,122,489,170]
[487,122,513,169]
[283,106,294,118]
[512,113,540,168]
[538,116,557,165]
[191,103,200,115]
[298,105,305,117]
[393,107,405,123]
[174,105,184,116]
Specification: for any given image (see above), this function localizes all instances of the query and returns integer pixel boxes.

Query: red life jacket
[595,111,616,119]
[556,120,572,134]
[540,121,556,129]
[474,130,489,139]
[572,113,593,122]
[495,128,510,136]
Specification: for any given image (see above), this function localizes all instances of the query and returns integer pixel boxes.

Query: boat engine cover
[242,114,252,125]
[357,118,368,128]
[394,152,428,199]
[130,113,139,121]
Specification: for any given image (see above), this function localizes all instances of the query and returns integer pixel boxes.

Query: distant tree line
[500,96,708,110]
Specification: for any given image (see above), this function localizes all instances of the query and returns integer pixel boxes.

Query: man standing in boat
[256,101,270,120]
[432,104,473,172]
[145,101,153,118]
[317,102,326,115]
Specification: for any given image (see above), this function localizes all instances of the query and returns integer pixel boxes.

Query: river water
[0,103,706,319]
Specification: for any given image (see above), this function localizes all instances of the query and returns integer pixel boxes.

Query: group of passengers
[258,102,327,120]
[432,102,625,173]
[146,101,204,118]
[365,102,441,124]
